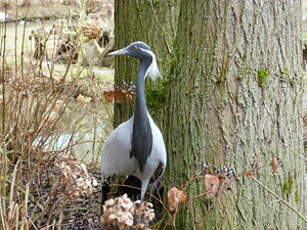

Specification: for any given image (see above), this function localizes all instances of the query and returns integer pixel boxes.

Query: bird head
[108,41,160,80]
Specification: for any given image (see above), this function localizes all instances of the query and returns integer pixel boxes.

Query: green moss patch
[257,69,269,87]
[282,177,293,198]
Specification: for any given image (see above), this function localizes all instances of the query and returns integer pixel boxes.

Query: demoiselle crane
[101,41,167,203]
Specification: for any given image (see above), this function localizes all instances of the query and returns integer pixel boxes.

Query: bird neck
[130,57,153,172]
[135,58,152,114]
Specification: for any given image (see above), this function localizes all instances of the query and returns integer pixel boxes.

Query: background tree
[165,0,306,229]
[114,0,306,229]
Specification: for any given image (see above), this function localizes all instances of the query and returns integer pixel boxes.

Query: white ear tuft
[148,53,160,80]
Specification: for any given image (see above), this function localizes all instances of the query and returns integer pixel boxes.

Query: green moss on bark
[257,69,270,87]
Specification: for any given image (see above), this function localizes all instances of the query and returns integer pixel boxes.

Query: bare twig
[252,176,307,223]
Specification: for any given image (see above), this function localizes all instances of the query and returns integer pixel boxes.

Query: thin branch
[1,13,7,135]
[252,177,307,223]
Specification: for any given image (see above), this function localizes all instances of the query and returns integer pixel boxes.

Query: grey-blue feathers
[102,41,166,202]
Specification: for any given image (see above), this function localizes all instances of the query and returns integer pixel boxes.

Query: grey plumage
[101,41,167,202]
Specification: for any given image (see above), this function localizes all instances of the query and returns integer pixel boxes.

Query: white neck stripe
[141,48,160,80]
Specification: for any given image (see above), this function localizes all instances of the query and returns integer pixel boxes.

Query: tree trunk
[113,0,179,128]
[165,0,306,229]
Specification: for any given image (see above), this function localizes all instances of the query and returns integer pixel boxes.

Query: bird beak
[108,48,127,56]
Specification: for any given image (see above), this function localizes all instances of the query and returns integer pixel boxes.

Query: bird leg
[149,175,164,201]
[119,175,141,201]
[149,162,165,201]
[101,177,111,213]
[140,178,150,201]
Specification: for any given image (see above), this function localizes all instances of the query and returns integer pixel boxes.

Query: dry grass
[0,2,114,228]
[0,51,110,230]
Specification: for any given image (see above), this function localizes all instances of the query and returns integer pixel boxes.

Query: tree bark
[165,0,306,229]
[113,0,179,128]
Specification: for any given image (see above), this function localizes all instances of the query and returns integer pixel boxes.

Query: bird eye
[132,46,140,50]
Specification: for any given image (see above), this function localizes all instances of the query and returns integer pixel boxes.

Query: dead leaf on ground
[167,187,187,212]
[54,156,97,199]
[101,194,154,229]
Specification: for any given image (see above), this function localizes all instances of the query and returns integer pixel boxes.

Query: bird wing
[101,119,136,178]
[149,114,167,168]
